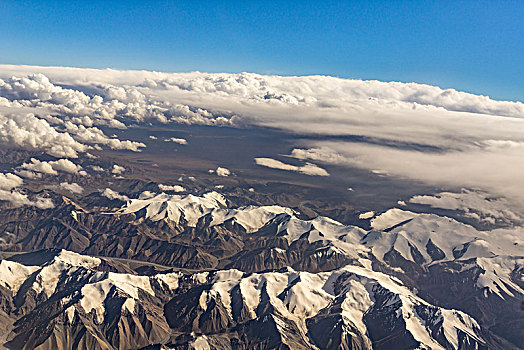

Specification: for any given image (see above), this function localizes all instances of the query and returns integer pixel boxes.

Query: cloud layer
[408,189,521,224]
[1,65,524,204]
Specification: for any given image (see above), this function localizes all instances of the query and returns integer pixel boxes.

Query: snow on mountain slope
[114,191,294,231]
[114,191,366,257]
[370,208,418,231]
[0,260,40,293]
[111,191,524,299]
[55,249,102,268]
[329,266,484,350]
[268,213,370,262]
[0,254,74,297]
[0,249,181,324]
[366,209,524,299]
[29,250,102,297]
[1,250,486,350]
[78,270,172,322]
[371,209,523,262]
[167,265,485,349]
[116,191,227,225]
[475,256,524,299]
[14,250,180,323]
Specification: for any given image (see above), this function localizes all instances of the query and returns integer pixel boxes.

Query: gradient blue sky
[1,0,522,101]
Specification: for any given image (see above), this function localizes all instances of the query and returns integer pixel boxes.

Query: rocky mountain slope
[0,249,495,349]
[0,189,522,348]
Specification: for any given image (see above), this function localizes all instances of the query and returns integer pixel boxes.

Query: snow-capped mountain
[114,190,295,232]
[0,189,522,349]
[0,249,488,349]
[113,191,524,301]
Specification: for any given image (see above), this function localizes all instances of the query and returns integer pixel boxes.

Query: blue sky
[1,0,522,101]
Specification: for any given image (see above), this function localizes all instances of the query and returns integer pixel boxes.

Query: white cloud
[0,172,53,209]
[216,167,231,177]
[1,66,523,124]
[0,113,87,158]
[90,165,104,172]
[20,158,84,175]
[63,122,145,152]
[21,159,57,175]
[48,159,84,174]
[102,188,129,202]
[158,184,185,192]
[295,140,524,204]
[164,137,187,145]
[0,71,228,128]
[359,211,375,219]
[58,182,84,194]
[0,190,54,209]
[290,147,348,164]
[2,65,524,203]
[0,74,146,156]
[112,164,126,174]
[0,173,23,190]
[14,170,42,179]
[254,157,329,176]
[409,189,521,224]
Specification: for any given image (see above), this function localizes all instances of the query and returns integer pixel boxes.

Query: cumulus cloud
[215,167,230,177]
[0,74,146,156]
[112,164,125,174]
[20,158,84,175]
[164,137,187,145]
[49,159,85,174]
[62,122,145,152]
[102,188,129,202]
[0,190,54,209]
[0,113,87,158]
[90,165,104,172]
[254,157,329,176]
[0,172,53,208]
[1,65,523,124]
[14,170,42,179]
[57,182,84,194]
[0,71,232,128]
[20,159,57,175]
[158,184,185,192]
[0,173,23,190]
